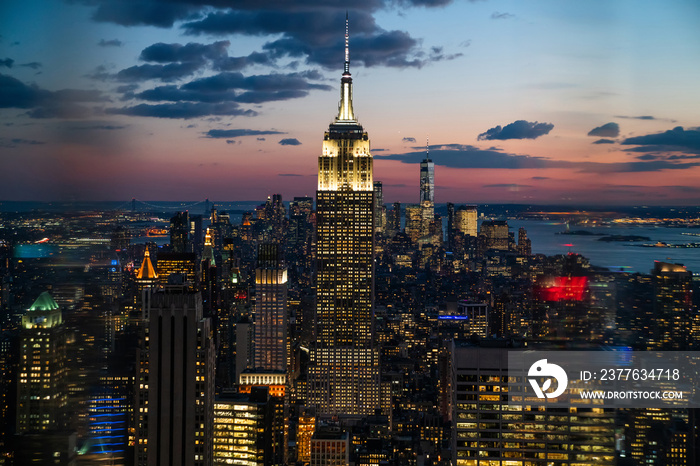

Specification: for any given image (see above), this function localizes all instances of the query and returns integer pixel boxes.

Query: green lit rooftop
[28,291,59,312]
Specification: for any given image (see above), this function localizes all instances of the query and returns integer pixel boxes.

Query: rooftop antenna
[344,11,350,74]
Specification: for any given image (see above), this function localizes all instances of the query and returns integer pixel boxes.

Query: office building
[170,211,190,253]
[212,387,285,466]
[16,292,67,433]
[309,16,380,416]
[479,220,509,252]
[652,262,693,350]
[455,206,478,238]
[451,340,615,465]
[373,181,385,234]
[15,292,75,465]
[405,205,422,243]
[310,428,349,466]
[253,244,288,373]
[135,288,215,466]
[156,252,197,288]
[419,143,434,205]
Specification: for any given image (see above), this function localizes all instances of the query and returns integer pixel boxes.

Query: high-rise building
[405,205,422,243]
[479,219,509,252]
[212,388,285,466]
[419,142,435,244]
[454,206,478,238]
[517,226,532,257]
[14,292,75,465]
[135,288,215,466]
[297,411,316,464]
[170,211,190,253]
[309,16,380,417]
[156,252,197,288]
[310,428,350,466]
[373,181,385,234]
[16,292,67,433]
[390,202,401,236]
[451,340,616,466]
[253,244,288,373]
[652,262,693,350]
[419,142,434,205]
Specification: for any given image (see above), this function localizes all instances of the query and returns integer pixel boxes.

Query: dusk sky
[2,0,700,205]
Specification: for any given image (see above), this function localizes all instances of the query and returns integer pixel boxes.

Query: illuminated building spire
[426,136,431,162]
[336,12,355,122]
[203,227,215,267]
[344,11,350,74]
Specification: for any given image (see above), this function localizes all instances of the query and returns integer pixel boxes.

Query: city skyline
[2,0,700,204]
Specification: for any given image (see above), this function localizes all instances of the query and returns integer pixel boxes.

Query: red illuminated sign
[535,276,588,301]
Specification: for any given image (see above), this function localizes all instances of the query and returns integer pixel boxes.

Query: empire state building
[308,16,380,416]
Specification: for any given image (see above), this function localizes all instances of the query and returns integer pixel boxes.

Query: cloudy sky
[2,0,700,205]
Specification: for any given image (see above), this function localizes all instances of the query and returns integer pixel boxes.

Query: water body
[509,220,700,274]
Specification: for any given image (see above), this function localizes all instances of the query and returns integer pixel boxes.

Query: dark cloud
[664,185,700,193]
[483,184,531,188]
[491,12,514,19]
[616,115,656,120]
[621,127,700,153]
[140,41,229,63]
[106,102,256,119]
[136,85,239,103]
[376,144,552,169]
[183,72,331,93]
[183,10,378,43]
[116,84,139,93]
[98,39,123,47]
[478,120,554,140]
[257,137,265,141]
[184,9,458,69]
[205,129,284,138]
[0,138,45,148]
[110,41,264,83]
[83,0,391,28]
[20,62,42,70]
[531,176,549,180]
[402,137,416,143]
[376,143,700,173]
[587,122,619,137]
[279,138,301,145]
[278,173,304,177]
[89,0,197,28]
[214,51,273,71]
[71,124,127,131]
[0,58,14,68]
[0,74,40,107]
[116,62,202,82]
[592,139,616,144]
[129,71,329,108]
[0,74,105,118]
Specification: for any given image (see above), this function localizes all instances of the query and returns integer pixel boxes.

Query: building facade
[135,289,215,466]
[308,17,380,417]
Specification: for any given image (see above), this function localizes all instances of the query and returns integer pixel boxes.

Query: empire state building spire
[337,12,355,122]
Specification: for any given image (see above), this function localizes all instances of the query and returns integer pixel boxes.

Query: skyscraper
[14,292,75,465]
[135,288,215,466]
[253,243,288,373]
[419,141,434,205]
[309,16,380,416]
[373,181,385,234]
[170,211,190,253]
[419,142,435,242]
[16,292,67,433]
[652,262,693,350]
